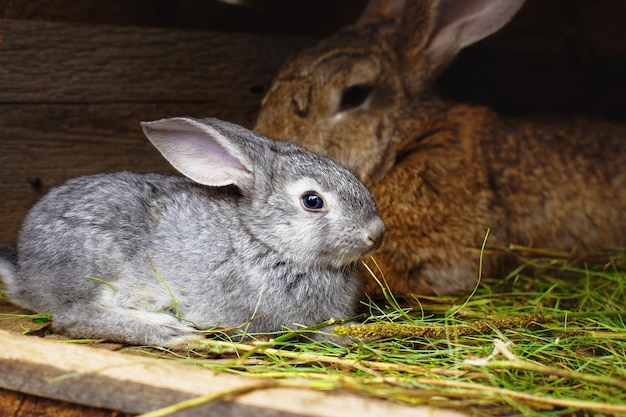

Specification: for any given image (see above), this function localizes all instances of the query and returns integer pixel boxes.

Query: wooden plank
[0,387,132,417]
[0,19,314,103]
[0,0,366,36]
[0,329,466,417]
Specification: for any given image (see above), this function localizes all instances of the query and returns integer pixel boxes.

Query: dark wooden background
[2,0,626,245]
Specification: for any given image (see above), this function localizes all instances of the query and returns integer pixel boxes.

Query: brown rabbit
[254,0,626,295]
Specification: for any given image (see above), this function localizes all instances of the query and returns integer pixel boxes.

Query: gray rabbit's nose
[365,217,385,250]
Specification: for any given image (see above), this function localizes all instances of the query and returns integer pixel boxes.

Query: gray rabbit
[0,117,385,348]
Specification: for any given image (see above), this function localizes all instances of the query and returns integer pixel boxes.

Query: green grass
[139,248,626,416]
[2,248,625,416]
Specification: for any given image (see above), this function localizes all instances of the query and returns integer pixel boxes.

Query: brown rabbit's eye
[339,84,373,112]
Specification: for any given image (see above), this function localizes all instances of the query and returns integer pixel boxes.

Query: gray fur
[0,117,384,347]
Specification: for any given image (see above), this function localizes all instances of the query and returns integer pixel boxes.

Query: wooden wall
[1,0,626,245]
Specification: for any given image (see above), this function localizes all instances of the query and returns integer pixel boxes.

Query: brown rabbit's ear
[425,0,526,65]
[363,0,525,94]
[355,0,407,25]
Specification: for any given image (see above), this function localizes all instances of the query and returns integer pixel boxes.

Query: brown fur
[254,0,626,295]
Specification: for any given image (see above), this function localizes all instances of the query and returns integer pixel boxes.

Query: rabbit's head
[254,0,525,185]
[142,117,385,270]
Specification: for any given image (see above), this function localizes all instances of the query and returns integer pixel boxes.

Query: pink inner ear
[428,0,525,57]
[182,134,242,169]
[142,119,254,191]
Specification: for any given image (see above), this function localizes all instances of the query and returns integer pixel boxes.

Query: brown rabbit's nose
[366,217,385,250]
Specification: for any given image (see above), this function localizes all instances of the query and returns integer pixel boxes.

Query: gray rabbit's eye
[301,192,325,211]
[339,84,373,112]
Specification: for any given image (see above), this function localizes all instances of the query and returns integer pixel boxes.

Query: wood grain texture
[0,387,131,417]
[0,19,315,243]
[0,329,465,417]
[1,104,194,243]
[0,0,366,36]
[0,19,311,103]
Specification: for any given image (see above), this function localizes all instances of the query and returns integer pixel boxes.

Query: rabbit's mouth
[328,228,385,267]
[320,245,381,270]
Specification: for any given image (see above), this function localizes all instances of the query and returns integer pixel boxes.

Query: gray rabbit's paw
[121,309,203,348]
[52,307,200,348]
[167,333,212,352]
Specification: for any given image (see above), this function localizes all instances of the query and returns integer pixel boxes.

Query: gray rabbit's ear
[141,117,255,192]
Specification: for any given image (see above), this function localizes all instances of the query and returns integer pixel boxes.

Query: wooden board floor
[0,319,464,417]
[0,297,134,416]
[0,387,132,417]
